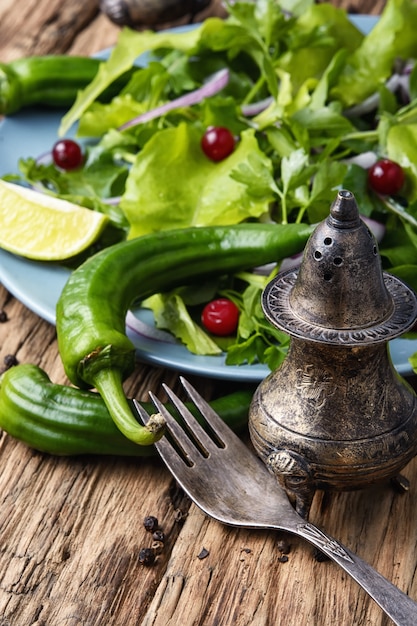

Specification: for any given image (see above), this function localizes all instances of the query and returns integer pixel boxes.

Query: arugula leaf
[224,280,291,369]
[341,164,376,217]
[276,2,363,95]
[229,152,279,198]
[207,0,290,99]
[17,156,128,229]
[276,148,313,222]
[298,159,348,224]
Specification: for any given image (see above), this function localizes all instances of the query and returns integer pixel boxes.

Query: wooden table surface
[1,1,417,624]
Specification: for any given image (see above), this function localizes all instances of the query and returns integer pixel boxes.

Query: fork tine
[132,397,153,426]
[161,383,220,454]
[179,376,244,444]
[132,397,197,464]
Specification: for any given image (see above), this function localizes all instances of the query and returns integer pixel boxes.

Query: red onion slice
[241,96,274,117]
[118,68,230,131]
[125,310,177,343]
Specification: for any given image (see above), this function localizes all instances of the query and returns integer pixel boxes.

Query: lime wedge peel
[0,181,108,261]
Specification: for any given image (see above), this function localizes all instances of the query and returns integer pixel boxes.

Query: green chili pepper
[56,222,312,446]
[0,363,253,456]
[0,55,134,115]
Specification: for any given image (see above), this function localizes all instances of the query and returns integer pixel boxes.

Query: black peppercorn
[313,549,329,563]
[277,538,291,555]
[138,547,156,566]
[3,354,18,369]
[143,515,159,533]
[152,529,165,542]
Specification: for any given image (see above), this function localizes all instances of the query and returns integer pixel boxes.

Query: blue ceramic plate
[1,15,416,381]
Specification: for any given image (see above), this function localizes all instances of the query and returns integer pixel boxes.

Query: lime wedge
[0,180,109,261]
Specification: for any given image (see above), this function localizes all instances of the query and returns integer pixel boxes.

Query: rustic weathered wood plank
[0,435,188,624]
[2,1,417,624]
[0,0,100,61]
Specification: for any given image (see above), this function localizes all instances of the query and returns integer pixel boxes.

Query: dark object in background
[100,0,212,27]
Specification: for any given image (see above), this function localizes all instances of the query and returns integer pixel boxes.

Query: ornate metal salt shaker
[249,190,417,519]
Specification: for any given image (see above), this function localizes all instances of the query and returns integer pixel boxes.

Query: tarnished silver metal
[135,378,417,626]
[100,0,211,27]
[249,190,417,519]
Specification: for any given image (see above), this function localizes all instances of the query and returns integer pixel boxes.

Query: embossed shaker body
[249,190,417,518]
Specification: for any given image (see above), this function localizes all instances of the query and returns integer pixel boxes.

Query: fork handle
[291,521,417,625]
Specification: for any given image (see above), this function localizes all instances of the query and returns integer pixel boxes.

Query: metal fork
[134,377,417,626]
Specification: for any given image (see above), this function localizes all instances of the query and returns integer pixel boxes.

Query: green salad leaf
[143,292,222,355]
[59,26,205,136]
[386,124,417,202]
[332,0,417,106]
[121,125,275,237]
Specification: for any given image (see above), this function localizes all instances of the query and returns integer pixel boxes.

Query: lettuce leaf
[143,293,221,355]
[121,124,276,237]
[386,123,417,202]
[332,0,417,106]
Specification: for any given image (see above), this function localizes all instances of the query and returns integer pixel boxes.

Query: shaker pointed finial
[328,189,361,229]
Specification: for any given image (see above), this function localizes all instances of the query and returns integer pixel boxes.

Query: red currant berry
[201,126,235,162]
[52,139,84,171]
[201,298,239,336]
[368,158,405,196]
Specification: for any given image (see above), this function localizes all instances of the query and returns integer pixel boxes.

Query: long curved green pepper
[56,222,313,446]
[0,364,254,456]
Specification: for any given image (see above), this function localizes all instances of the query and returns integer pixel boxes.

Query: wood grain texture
[1,1,417,624]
